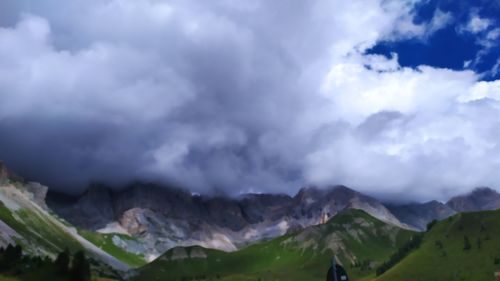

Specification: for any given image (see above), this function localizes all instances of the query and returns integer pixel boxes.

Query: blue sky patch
[367,0,500,80]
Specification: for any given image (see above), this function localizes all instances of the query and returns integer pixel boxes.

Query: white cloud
[492,59,500,77]
[386,8,452,41]
[0,1,500,202]
[462,13,492,34]
[427,9,453,34]
[486,27,500,40]
[458,12,499,71]
[310,53,500,200]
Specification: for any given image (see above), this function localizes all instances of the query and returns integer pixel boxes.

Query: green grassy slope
[0,201,126,279]
[0,200,82,255]
[78,230,147,267]
[376,210,500,281]
[132,209,416,281]
[0,181,145,269]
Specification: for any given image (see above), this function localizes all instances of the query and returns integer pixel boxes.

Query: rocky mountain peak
[294,186,320,200]
[446,187,500,212]
[0,161,47,209]
[0,161,23,182]
[293,185,357,203]
[468,187,498,196]
[425,200,443,206]
[387,200,456,231]
[331,184,357,194]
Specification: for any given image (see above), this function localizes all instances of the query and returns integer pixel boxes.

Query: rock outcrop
[0,161,23,183]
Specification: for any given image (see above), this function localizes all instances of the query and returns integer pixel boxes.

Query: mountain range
[3,161,500,280]
[46,183,406,260]
[42,167,500,260]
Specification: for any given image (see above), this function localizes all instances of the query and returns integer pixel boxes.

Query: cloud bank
[0,0,500,202]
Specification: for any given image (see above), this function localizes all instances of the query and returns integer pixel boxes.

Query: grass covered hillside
[0,177,146,279]
[78,230,147,268]
[376,210,500,281]
[132,209,416,281]
[0,198,82,256]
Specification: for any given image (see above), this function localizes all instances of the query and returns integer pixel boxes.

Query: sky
[0,0,499,202]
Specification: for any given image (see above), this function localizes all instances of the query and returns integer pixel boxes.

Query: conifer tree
[70,251,91,281]
[463,236,471,251]
[55,248,70,274]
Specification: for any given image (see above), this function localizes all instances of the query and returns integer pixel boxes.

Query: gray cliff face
[23,182,49,210]
[239,193,293,224]
[1,161,49,210]
[47,184,115,230]
[387,200,456,230]
[446,187,500,212]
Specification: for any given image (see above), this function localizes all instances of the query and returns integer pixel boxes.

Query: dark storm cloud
[1,0,500,201]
